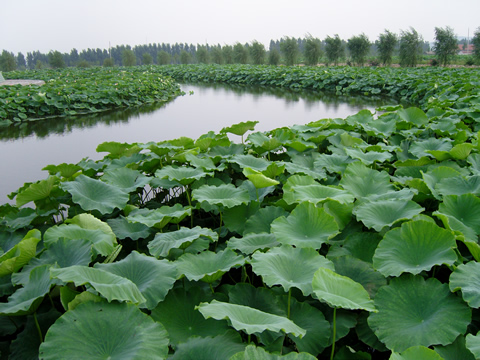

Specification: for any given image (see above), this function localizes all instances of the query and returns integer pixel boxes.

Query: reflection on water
[0,82,406,203]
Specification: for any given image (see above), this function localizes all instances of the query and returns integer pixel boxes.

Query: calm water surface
[0,83,400,203]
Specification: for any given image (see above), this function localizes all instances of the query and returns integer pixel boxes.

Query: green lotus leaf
[67,213,116,235]
[336,132,365,148]
[170,332,246,360]
[397,107,429,127]
[1,207,38,231]
[221,120,259,137]
[251,245,334,296]
[344,148,393,165]
[227,283,285,316]
[50,265,146,305]
[373,220,457,277]
[436,175,480,196]
[449,142,475,160]
[107,216,152,240]
[43,163,82,179]
[271,202,339,249]
[151,286,230,346]
[355,312,388,352]
[285,139,316,152]
[155,165,211,185]
[331,256,387,299]
[434,335,475,360]
[39,301,168,360]
[353,199,424,232]
[176,249,245,283]
[12,238,92,286]
[314,153,354,174]
[44,218,116,257]
[229,154,271,171]
[321,200,354,230]
[127,204,191,228]
[284,153,327,180]
[449,261,480,308]
[96,141,141,158]
[227,233,279,254]
[0,229,41,277]
[101,167,150,193]
[466,333,480,359]
[243,206,288,235]
[368,275,471,352]
[223,202,261,234]
[410,138,453,159]
[148,226,218,258]
[421,166,462,200]
[243,167,279,188]
[95,251,176,310]
[340,162,394,199]
[311,268,376,312]
[0,265,57,316]
[328,232,382,264]
[284,183,355,205]
[15,176,59,207]
[434,194,480,234]
[209,143,245,158]
[61,174,129,214]
[345,109,374,126]
[192,184,250,208]
[390,346,445,360]
[196,300,306,338]
[230,344,317,360]
[185,153,219,171]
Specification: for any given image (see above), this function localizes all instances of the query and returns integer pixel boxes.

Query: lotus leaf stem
[34,311,43,343]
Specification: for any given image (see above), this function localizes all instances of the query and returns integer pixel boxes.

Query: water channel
[0,83,402,204]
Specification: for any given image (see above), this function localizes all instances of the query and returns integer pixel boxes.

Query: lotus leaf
[344,148,393,165]
[176,249,245,283]
[127,204,191,228]
[389,346,445,360]
[368,275,471,352]
[271,202,339,249]
[340,162,394,199]
[39,301,169,360]
[311,267,376,312]
[106,216,152,240]
[434,194,480,234]
[192,184,250,208]
[148,226,218,258]
[435,175,480,196]
[227,233,279,254]
[353,199,424,232]
[229,154,271,171]
[449,261,480,308]
[250,245,334,296]
[373,220,457,277]
[221,120,259,137]
[50,265,146,304]
[61,174,129,214]
[466,333,480,359]
[230,344,317,360]
[397,107,429,127]
[101,167,150,193]
[196,300,306,337]
[434,335,475,360]
[155,165,211,185]
[15,176,59,207]
[243,167,279,188]
[95,251,176,309]
[0,229,41,276]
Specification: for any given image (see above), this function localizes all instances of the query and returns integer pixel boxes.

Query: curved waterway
[0,83,402,203]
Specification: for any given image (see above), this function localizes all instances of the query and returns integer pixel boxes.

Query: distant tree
[471,27,480,63]
[280,37,299,66]
[347,33,371,66]
[35,60,44,69]
[433,26,458,66]
[324,34,344,66]
[196,46,209,63]
[0,50,17,72]
[222,45,234,64]
[210,46,224,64]
[399,27,422,67]
[122,49,136,66]
[180,50,192,64]
[250,40,266,65]
[16,52,26,70]
[157,51,171,65]
[377,30,397,66]
[268,48,281,65]
[304,35,322,66]
[77,60,90,68]
[233,43,249,64]
[103,57,115,67]
[48,50,66,68]
[142,52,153,65]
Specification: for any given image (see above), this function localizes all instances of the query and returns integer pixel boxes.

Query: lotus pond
[1,65,480,359]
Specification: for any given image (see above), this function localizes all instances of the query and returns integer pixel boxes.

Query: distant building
[458,44,474,55]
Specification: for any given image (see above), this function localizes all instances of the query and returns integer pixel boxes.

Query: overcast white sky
[2,0,479,54]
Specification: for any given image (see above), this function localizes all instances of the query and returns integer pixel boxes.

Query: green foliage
[121,48,136,66]
[280,37,299,66]
[142,52,153,65]
[233,43,249,64]
[377,30,397,66]
[434,26,458,66]
[102,57,114,67]
[303,34,322,66]
[399,27,422,67]
[347,33,371,66]
[2,64,480,358]
[0,50,17,72]
[48,51,66,69]
[268,48,281,65]
[249,40,266,65]
[472,27,480,62]
[324,34,344,66]
[196,46,209,64]
[157,50,171,65]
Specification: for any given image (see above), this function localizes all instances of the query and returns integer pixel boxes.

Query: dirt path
[0,79,45,86]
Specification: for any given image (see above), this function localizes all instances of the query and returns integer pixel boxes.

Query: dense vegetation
[0,67,184,126]
[0,63,480,359]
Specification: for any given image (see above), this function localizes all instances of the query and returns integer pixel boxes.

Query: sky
[2,0,479,55]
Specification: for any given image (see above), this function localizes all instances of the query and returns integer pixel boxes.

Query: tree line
[1,26,479,72]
